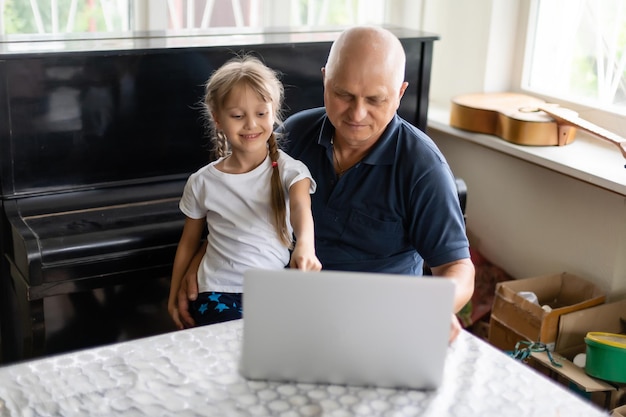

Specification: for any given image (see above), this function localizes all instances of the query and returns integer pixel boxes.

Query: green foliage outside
[297,0,359,25]
[568,3,626,105]
[2,0,122,34]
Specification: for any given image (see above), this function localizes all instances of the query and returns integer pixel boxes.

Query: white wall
[419,0,524,107]
[430,127,626,300]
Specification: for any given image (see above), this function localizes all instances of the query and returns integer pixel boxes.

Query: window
[523,0,626,116]
[0,0,387,35]
[0,0,132,34]
[165,0,385,30]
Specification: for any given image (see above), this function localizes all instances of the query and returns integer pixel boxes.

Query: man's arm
[430,258,475,313]
[176,240,207,328]
[431,258,475,343]
[168,217,205,329]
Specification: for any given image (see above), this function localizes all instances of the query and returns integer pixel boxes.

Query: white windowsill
[426,104,626,197]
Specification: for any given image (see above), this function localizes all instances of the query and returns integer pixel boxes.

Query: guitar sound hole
[518,106,540,113]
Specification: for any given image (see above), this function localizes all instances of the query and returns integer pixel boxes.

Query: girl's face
[213,82,275,159]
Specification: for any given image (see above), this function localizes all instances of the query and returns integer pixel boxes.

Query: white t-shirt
[179,150,316,293]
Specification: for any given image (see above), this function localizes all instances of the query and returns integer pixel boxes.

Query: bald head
[325,26,406,89]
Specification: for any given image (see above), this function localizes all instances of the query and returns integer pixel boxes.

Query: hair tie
[272,161,278,168]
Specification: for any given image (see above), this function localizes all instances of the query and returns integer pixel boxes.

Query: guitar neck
[539,105,626,159]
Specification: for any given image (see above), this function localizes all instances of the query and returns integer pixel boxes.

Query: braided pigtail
[214,130,229,159]
[268,133,292,248]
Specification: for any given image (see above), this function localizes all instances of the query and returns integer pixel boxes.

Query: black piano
[0,27,439,363]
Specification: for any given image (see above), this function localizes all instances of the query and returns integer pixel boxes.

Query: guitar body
[450,93,577,146]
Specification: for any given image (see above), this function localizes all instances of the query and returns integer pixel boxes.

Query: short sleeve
[278,150,316,194]
[179,172,207,219]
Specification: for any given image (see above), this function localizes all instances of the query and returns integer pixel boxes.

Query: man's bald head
[325,26,406,90]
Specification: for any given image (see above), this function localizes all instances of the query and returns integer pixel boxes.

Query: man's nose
[349,100,367,120]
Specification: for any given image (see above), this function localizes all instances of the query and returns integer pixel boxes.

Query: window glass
[0,1,386,35]
[165,0,385,30]
[523,0,626,115]
[1,0,131,34]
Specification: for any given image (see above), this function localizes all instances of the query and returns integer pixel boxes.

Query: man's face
[322,60,407,146]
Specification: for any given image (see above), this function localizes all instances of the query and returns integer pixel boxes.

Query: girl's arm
[168,216,206,329]
[288,178,322,271]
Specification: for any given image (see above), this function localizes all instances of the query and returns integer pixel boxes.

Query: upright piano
[0,27,439,363]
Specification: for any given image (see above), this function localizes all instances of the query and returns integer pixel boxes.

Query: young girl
[168,55,321,329]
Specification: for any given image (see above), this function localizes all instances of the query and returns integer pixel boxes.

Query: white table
[0,320,609,416]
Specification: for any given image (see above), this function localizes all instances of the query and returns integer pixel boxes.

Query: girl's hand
[289,244,322,271]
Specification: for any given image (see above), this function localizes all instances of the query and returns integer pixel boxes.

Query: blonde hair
[202,55,292,248]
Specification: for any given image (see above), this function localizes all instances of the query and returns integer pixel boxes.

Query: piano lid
[0,28,432,198]
[0,26,438,56]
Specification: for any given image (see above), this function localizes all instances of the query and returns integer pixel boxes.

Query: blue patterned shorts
[190,292,243,326]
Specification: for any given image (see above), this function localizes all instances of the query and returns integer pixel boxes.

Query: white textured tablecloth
[0,320,609,417]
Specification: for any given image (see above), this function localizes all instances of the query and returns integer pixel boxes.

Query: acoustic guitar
[449,92,626,159]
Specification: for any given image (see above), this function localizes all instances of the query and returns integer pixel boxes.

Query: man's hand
[174,241,205,329]
[176,266,198,328]
[449,313,462,343]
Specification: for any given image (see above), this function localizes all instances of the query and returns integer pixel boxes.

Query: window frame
[517,0,626,141]
[422,0,625,194]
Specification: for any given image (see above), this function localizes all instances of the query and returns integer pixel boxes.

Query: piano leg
[0,266,46,362]
[13,270,46,361]
[30,299,46,358]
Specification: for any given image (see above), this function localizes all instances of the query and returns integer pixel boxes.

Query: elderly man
[172,26,474,342]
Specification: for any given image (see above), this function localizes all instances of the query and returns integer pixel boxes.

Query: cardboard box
[530,299,626,410]
[556,298,626,358]
[612,404,626,417]
[531,350,621,409]
[488,272,605,351]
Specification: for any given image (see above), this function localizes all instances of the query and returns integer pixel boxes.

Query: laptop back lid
[239,269,455,390]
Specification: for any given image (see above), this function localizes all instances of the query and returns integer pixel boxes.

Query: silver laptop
[239,268,455,390]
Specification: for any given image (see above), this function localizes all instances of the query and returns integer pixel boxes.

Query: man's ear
[398,81,409,100]
[321,66,326,81]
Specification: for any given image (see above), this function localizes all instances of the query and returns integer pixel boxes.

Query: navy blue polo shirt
[282,107,469,275]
